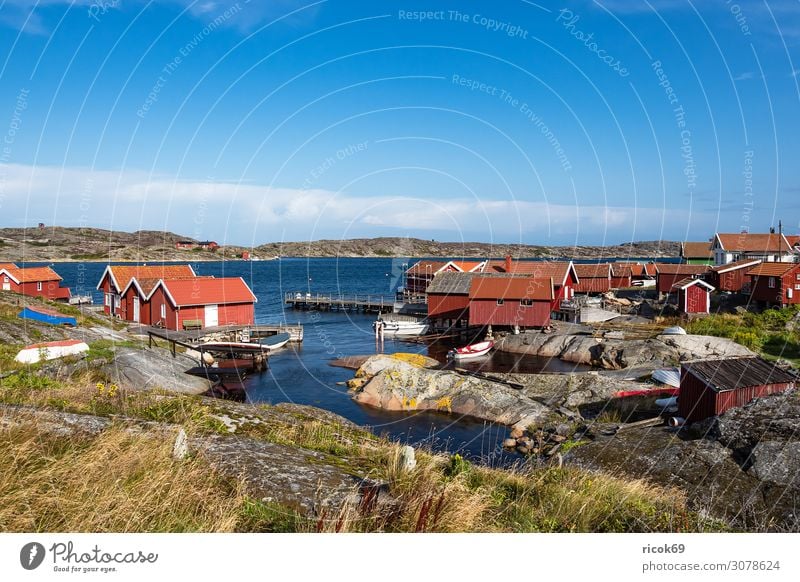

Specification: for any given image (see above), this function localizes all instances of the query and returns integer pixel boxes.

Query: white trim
[0,268,20,285]
[713,259,762,274]
[672,278,715,292]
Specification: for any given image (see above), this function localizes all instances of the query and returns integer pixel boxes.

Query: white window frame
[768,277,776,289]
[160,304,167,319]
[521,298,533,307]
[104,293,111,306]
[36,281,43,291]
[114,295,121,308]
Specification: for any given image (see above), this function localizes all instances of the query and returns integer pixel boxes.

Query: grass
[684,306,800,365]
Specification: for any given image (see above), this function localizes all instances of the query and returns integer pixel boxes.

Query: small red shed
[468,276,554,328]
[425,272,475,322]
[148,277,256,331]
[704,258,761,293]
[670,277,714,315]
[610,264,633,289]
[678,357,797,422]
[654,263,710,295]
[574,263,612,294]
[746,262,800,307]
[0,264,71,301]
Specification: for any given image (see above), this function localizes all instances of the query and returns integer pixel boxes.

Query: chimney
[504,255,513,273]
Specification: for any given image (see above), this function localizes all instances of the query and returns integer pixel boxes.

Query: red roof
[446,260,485,272]
[156,277,257,307]
[715,233,792,253]
[786,235,800,247]
[681,241,713,259]
[469,276,554,301]
[484,260,576,285]
[746,262,800,277]
[0,265,63,283]
[124,275,212,297]
[654,263,710,276]
[670,277,714,291]
[614,262,646,277]
[643,263,657,276]
[710,258,762,274]
[406,261,449,276]
[574,263,612,278]
[99,264,196,292]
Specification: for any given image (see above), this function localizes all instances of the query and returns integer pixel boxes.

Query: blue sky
[0,0,798,247]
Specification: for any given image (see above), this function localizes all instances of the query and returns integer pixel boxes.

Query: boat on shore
[448,340,494,360]
[373,317,430,337]
[258,332,290,351]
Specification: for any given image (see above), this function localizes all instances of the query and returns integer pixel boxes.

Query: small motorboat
[447,340,494,360]
[373,318,430,337]
[258,332,290,351]
[661,326,687,336]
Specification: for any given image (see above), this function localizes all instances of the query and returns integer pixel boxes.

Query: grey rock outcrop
[102,347,211,394]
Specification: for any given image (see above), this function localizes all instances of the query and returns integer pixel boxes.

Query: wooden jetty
[285,291,395,314]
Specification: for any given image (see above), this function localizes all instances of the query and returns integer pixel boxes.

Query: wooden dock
[285,291,395,314]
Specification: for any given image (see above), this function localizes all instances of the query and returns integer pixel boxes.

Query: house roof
[710,258,762,274]
[714,233,793,253]
[97,264,196,292]
[574,263,612,278]
[612,262,645,277]
[469,276,554,301]
[155,277,257,307]
[0,263,17,270]
[425,272,477,295]
[745,262,800,277]
[643,263,657,276]
[122,275,213,298]
[670,277,715,292]
[610,264,633,278]
[484,260,577,285]
[0,265,63,284]
[681,241,713,259]
[684,357,796,393]
[786,235,800,247]
[654,263,710,276]
[445,260,486,272]
[406,260,449,276]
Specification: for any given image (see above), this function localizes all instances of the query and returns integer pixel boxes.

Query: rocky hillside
[0,227,250,262]
[256,237,679,259]
[0,227,680,262]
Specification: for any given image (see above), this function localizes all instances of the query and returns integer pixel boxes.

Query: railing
[285,292,396,305]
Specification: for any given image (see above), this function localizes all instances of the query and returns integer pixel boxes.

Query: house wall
[657,273,694,294]
[678,367,795,422]
[427,294,470,319]
[574,277,611,294]
[610,275,632,289]
[469,299,550,327]
[148,287,178,330]
[750,270,800,306]
[175,302,254,329]
[680,285,708,314]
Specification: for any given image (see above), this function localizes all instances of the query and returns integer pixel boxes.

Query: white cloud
[0,163,700,246]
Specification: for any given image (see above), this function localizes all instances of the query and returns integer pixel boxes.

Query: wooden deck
[285,292,395,314]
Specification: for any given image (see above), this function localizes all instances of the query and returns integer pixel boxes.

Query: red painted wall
[679,285,709,314]
[575,278,611,294]
[2,278,70,301]
[469,299,550,327]
[657,273,692,294]
[679,367,795,422]
[148,287,178,330]
[707,268,748,293]
[750,271,800,306]
[427,294,470,319]
[610,275,632,289]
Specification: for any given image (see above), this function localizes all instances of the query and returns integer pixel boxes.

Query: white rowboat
[373,318,430,337]
[448,340,494,360]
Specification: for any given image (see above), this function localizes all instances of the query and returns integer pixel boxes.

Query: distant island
[0,226,680,262]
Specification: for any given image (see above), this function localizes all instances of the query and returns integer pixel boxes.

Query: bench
[183,319,203,330]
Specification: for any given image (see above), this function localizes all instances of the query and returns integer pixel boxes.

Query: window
[104,294,111,306]
[114,295,121,308]
[496,299,504,305]
[160,304,167,319]
[768,277,776,289]
[3,276,8,283]
[521,299,533,307]
[796,273,800,281]
[36,282,43,291]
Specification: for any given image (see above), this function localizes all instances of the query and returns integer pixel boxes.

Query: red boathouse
[96,264,196,318]
[678,357,797,422]
[468,276,553,329]
[670,278,714,315]
[0,264,71,301]
[573,263,611,294]
[147,277,257,330]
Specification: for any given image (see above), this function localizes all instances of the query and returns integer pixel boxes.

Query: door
[2,276,9,291]
[132,297,140,323]
[204,304,219,328]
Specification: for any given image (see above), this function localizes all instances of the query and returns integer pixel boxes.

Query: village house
[678,357,797,423]
[405,260,486,297]
[0,264,71,301]
[118,275,211,324]
[680,241,714,265]
[482,257,578,312]
[670,278,714,316]
[174,240,196,250]
[198,241,220,251]
[424,271,475,329]
[711,232,795,265]
[146,277,256,330]
[468,276,554,329]
[703,258,761,294]
[573,263,611,294]
[746,262,800,308]
[654,263,710,298]
[96,264,197,318]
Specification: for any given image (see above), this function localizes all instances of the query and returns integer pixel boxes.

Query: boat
[15,339,89,364]
[373,317,430,336]
[258,332,290,351]
[652,367,681,387]
[661,326,687,336]
[447,340,494,360]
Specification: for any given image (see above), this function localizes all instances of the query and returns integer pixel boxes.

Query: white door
[2,276,9,291]
[132,297,140,323]
[204,304,219,327]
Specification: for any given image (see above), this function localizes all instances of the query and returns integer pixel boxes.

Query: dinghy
[258,332,290,351]
[447,340,494,360]
[15,339,89,364]
[373,318,430,337]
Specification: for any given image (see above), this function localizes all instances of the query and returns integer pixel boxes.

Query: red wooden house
[198,241,219,251]
[574,263,612,294]
[670,278,714,315]
[96,265,196,318]
[0,264,71,301]
[468,276,554,329]
[425,272,475,324]
[175,240,196,250]
[483,257,577,310]
[147,277,256,330]
[610,264,633,289]
[654,263,710,296]
[678,357,796,422]
[704,258,761,293]
[405,260,485,295]
[746,262,800,307]
[119,275,211,324]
